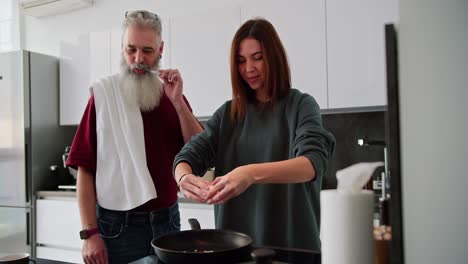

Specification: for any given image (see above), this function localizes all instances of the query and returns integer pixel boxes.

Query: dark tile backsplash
[321,110,386,189]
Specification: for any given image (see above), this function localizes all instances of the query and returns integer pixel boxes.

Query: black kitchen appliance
[57,146,77,190]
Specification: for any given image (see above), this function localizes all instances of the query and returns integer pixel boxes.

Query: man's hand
[82,234,108,264]
[178,174,211,203]
[159,69,183,108]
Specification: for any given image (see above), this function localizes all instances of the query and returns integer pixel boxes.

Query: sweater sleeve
[293,94,336,180]
[173,102,227,176]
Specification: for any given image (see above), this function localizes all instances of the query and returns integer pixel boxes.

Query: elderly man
[66,10,203,264]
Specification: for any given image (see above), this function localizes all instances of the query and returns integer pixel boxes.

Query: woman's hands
[205,166,255,204]
[176,162,255,205]
[178,174,211,203]
[179,157,316,204]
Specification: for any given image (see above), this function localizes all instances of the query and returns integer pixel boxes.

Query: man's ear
[159,40,164,55]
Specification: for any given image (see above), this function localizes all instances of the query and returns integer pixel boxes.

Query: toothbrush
[145,69,160,75]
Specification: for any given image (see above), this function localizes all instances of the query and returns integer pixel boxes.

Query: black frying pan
[151,219,253,264]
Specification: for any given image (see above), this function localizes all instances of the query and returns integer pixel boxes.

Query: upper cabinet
[58,0,399,125]
[60,31,113,125]
[170,6,240,117]
[110,29,122,75]
[241,0,328,109]
[59,35,90,125]
[326,0,398,108]
[89,31,112,83]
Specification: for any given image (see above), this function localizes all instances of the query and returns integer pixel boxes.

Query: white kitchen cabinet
[178,202,215,231]
[326,0,398,108]
[241,0,328,109]
[58,0,398,124]
[110,28,122,75]
[59,35,90,125]
[36,246,82,264]
[158,16,172,70]
[36,197,82,263]
[170,6,241,117]
[89,31,112,83]
[36,198,82,248]
[35,192,213,262]
[61,30,116,125]
[60,31,112,126]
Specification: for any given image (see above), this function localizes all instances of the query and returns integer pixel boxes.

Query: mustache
[128,63,160,76]
[120,56,161,78]
[131,63,151,71]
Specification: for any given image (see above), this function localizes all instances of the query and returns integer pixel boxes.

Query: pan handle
[188,218,201,230]
[251,248,276,264]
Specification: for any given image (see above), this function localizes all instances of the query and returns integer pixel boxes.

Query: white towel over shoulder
[92,74,157,210]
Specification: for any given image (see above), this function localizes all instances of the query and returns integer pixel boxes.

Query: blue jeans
[96,202,181,264]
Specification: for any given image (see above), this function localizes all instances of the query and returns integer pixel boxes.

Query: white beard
[120,58,163,112]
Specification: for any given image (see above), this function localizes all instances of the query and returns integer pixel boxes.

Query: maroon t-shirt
[66,93,190,212]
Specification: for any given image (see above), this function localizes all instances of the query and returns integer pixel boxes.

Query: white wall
[0,0,21,51]
[399,1,468,263]
[22,0,247,56]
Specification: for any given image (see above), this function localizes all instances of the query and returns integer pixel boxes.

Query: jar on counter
[374,199,391,264]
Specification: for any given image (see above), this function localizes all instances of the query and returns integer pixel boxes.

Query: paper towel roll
[321,190,375,264]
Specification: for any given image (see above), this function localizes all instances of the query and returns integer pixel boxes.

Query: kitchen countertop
[36,190,209,205]
[36,190,77,198]
[32,258,74,264]
[36,171,215,203]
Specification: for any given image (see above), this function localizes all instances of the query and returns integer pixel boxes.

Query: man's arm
[77,166,108,264]
[159,68,203,142]
[173,100,203,143]
[77,166,98,231]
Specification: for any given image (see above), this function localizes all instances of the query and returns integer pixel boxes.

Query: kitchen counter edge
[35,190,208,205]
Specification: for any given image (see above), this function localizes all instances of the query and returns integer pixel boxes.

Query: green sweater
[174,89,335,251]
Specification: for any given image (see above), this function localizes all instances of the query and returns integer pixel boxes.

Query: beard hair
[119,57,163,112]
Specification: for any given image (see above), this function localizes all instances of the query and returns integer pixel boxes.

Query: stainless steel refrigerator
[0,50,76,256]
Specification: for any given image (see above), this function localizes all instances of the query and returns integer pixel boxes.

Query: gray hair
[123,10,162,45]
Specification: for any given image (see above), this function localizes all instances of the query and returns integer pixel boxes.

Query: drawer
[36,199,82,249]
[36,246,82,263]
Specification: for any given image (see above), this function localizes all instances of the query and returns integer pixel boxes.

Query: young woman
[173,18,335,251]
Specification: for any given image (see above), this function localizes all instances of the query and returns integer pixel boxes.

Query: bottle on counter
[374,199,391,264]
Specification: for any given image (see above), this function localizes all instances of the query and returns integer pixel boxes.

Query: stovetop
[154,246,321,264]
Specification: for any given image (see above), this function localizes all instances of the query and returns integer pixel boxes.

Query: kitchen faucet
[357,138,390,201]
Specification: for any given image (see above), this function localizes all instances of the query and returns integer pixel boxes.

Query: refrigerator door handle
[26,211,30,245]
[25,142,30,203]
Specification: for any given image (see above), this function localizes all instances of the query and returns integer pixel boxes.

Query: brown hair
[230,18,291,123]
